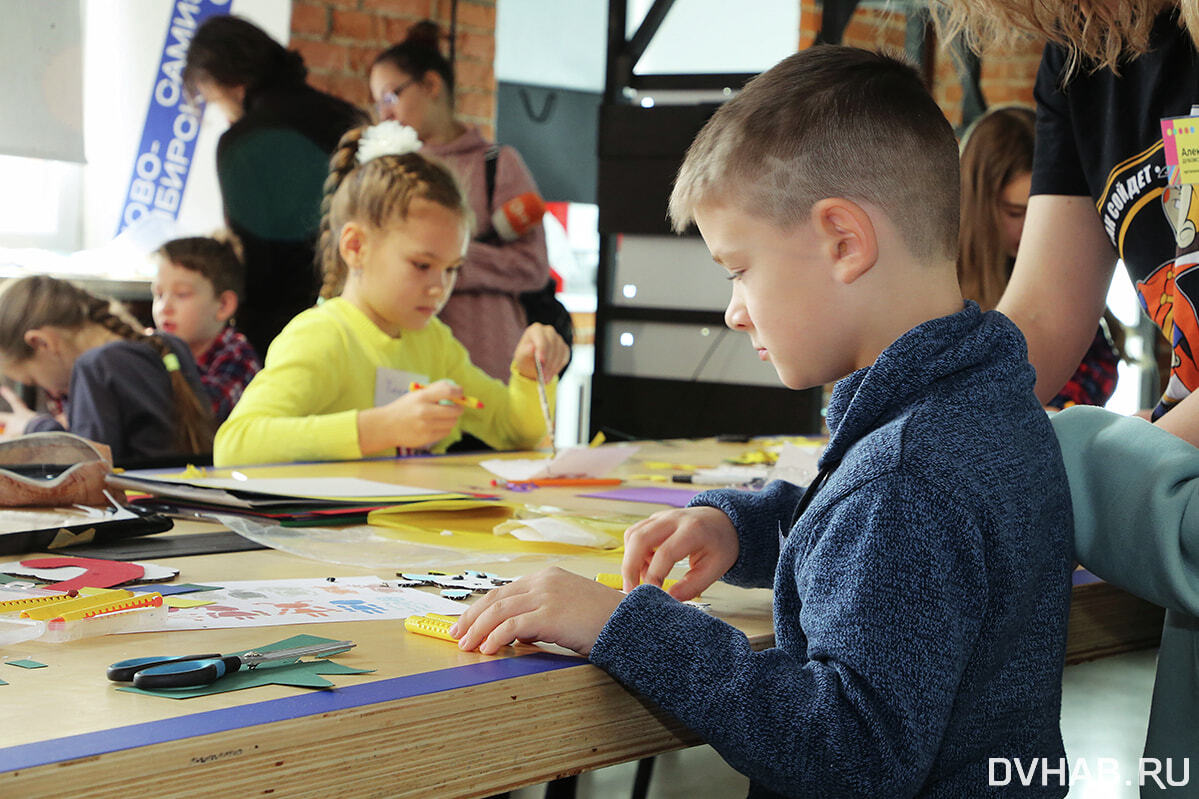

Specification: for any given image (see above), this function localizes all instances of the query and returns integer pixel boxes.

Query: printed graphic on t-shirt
[1147,177,1199,417]
[1136,254,1199,416]
[1097,141,1171,260]
[1099,138,1199,416]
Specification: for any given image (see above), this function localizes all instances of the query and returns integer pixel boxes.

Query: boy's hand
[512,323,570,381]
[451,566,624,656]
[0,386,39,440]
[360,380,464,453]
[622,506,740,601]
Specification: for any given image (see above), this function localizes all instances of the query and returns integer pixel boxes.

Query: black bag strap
[483,144,500,214]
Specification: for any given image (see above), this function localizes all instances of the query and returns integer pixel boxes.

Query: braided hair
[316,126,473,299]
[0,276,214,455]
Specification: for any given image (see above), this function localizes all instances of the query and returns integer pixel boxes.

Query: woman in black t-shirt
[183,15,369,357]
[933,0,1199,790]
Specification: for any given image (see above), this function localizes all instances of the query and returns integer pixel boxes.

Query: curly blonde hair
[930,0,1196,76]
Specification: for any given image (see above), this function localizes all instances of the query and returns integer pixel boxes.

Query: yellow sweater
[214,297,553,465]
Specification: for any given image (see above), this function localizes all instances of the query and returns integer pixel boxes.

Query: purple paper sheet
[580,486,701,507]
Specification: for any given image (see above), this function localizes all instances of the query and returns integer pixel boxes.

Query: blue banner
[115,0,231,236]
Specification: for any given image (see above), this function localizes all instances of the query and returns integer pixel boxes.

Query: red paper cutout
[19,556,145,592]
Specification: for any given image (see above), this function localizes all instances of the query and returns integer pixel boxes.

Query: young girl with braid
[212,122,569,466]
[0,275,213,465]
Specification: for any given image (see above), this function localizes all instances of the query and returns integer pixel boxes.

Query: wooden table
[0,439,1164,796]
[1,441,776,798]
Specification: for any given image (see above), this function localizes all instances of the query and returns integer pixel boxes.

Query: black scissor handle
[131,656,245,690]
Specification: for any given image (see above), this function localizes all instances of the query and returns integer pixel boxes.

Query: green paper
[0,573,43,585]
[115,633,371,699]
[0,677,8,685]
[6,659,47,669]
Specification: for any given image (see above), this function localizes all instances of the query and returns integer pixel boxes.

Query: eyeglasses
[376,79,416,115]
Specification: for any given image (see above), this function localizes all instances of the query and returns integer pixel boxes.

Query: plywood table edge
[2,661,699,798]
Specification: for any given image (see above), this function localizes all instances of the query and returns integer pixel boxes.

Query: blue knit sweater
[590,302,1075,798]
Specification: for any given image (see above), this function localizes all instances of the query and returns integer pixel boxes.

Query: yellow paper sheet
[367,502,626,557]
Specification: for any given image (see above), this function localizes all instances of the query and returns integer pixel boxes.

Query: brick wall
[799,1,1043,131]
[289,0,497,137]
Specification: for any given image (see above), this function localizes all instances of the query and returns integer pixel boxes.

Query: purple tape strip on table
[1,652,584,771]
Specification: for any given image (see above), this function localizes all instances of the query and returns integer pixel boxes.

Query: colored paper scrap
[164,596,216,609]
[580,486,701,508]
[128,582,221,596]
[480,444,639,482]
[17,557,144,592]
[6,658,47,669]
[0,558,177,590]
[115,634,373,699]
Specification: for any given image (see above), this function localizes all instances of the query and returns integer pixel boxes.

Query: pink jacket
[424,129,551,380]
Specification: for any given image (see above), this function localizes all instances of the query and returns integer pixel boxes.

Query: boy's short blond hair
[670,46,960,263]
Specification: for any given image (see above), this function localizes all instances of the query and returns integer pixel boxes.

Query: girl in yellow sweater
[213,122,569,466]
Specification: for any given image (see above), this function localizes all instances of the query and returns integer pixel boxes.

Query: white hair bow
[356,121,422,165]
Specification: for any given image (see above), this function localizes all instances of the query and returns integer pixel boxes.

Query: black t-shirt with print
[1032,9,1199,413]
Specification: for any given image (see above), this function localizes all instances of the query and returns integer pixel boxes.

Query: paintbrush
[534,356,556,458]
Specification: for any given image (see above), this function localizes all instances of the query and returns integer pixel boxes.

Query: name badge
[1162,111,1199,186]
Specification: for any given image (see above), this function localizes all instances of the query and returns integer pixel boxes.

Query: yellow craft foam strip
[21,589,133,620]
[404,614,458,642]
[0,593,71,613]
[57,593,163,621]
[594,572,691,594]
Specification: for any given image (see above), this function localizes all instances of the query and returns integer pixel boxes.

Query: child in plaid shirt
[151,236,261,424]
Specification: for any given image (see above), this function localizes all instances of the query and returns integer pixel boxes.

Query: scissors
[107,640,355,690]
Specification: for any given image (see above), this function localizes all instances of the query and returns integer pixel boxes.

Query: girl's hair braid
[316,125,474,299]
[317,128,367,299]
[0,275,213,455]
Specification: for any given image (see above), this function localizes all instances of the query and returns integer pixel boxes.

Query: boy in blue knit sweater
[454,46,1074,798]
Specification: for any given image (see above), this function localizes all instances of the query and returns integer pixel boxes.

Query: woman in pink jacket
[368,21,552,382]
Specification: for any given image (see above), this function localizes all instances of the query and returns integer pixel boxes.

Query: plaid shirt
[198,326,262,423]
[1048,326,1119,410]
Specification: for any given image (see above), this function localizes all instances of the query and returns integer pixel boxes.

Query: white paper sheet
[0,505,137,535]
[149,576,468,631]
[770,441,824,487]
[480,445,640,482]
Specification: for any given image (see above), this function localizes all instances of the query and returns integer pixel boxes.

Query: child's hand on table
[622,507,740,601]
[451,567,624,656]
[512,323,570,380]
[0,385,40,440]
[360,379,464,452]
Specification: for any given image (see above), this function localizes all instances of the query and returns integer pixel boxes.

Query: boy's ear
[811,198,879,284]
[214,290,239,324]
[338,222,368,272]
[23,328,54,353]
